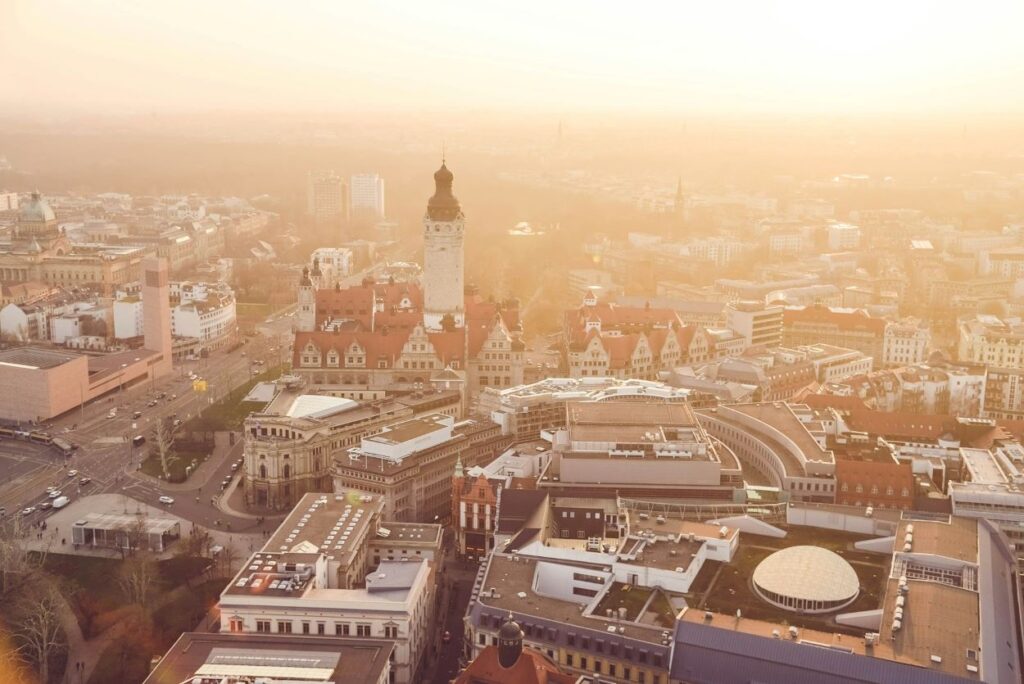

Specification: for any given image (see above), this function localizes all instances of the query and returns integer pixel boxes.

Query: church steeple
[427,161,461,221]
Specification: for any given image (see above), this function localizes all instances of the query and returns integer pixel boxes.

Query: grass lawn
[645,590,678,629]
[595,582,653,621]
[184,365,285,433]
[700,539,889,636]
[139,447,209,483]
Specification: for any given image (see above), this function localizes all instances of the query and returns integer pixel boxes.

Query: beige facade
[243,389,463,511]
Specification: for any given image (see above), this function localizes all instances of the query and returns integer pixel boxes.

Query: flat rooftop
[0,346,79,370]
[73,512,179,535]
[263,492,382,569]
[144,632,394,684]
[961,448,1008,485]
[479,554,670,644]
[568,401,698,429]
[363,413,451,446]
[626,513,739,544]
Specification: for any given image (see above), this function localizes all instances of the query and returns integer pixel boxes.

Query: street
[0,323,292,530]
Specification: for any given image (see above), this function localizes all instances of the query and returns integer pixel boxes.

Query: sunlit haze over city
[1,3,1024,684]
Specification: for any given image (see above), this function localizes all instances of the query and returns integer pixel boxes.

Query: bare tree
[0,516,50,595]
[152,416,178,480]
[115,513,150,559]
[217,544,240,577]
[13,581,66,684]
[118,551,158,617]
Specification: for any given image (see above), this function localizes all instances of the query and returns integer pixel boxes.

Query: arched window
[259,464,267,478]
[284,464,291,479]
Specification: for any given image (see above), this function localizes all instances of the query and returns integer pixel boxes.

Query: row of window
[244,619,390,638]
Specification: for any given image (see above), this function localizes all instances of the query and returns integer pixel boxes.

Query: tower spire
[454,453,464,479]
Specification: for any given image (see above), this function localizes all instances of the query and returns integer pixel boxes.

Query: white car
[67,469,79,477]
[48,490,62,499]
[158,496,175,505]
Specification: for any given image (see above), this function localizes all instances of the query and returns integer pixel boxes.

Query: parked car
[132,411,143,419]
[67,469,78,477]
[158,496,175,505]
[79,477,91,485]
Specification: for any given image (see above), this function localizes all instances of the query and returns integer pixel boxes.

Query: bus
[0,426,15,438]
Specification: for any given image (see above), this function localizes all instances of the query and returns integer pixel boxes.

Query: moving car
[107,409,117,419]
[67,469,79,477]
[47,490,61,499]
[39,501,52,510]
[20,507,35,516]
[52,496,69,509]
[158,496,175,505]
[132,435,146,447]
[79,477,91,485]
[132,411,142,419]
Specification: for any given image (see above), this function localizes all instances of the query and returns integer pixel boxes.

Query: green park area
[139,365,285,482]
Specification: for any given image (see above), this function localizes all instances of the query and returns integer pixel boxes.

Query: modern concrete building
[350,173,386,221]
[477,377,692,441]
[725,300,783,349]
[218,493,440,684]
[307,171,348,227]
[142,256,173,378]
[145,632,394,684]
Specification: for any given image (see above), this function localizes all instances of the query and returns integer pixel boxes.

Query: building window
[384,625,398,639]
[277,621,292,634]
[256,620,271,633]
[357,624,371,637]
[229,618,243,633]
[317,623,325,635]
[302,622,310,634]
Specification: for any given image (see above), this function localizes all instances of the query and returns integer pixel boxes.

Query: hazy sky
[3,0,1024,116]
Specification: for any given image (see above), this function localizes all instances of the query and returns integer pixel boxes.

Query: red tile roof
[783,305,886,334]
[454,646,575,684]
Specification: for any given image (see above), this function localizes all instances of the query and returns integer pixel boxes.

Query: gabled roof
[455,644,575,684]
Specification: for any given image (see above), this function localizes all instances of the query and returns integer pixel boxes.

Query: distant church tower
[422,162,465,330]
[296,266,316,332]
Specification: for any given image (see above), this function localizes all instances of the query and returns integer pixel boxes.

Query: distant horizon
[4,1,1024,117]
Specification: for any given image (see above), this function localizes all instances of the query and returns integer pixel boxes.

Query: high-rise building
[142,257,173,378]
[349,173,385,221]
[422,162,465,330]
[307,171,348,227]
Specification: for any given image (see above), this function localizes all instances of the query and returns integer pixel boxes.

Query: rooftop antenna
[442,139,446,165]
